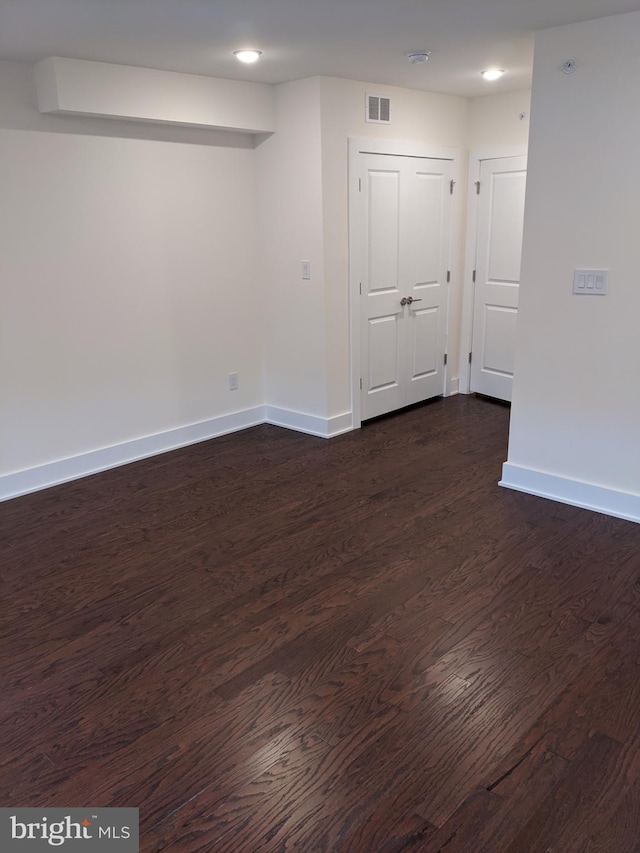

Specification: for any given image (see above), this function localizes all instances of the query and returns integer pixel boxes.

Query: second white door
[359,153,453,421]
[470,155,527,401]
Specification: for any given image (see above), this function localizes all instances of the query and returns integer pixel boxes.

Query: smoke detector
[407,52,430,65]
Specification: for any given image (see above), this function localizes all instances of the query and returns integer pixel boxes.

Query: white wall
[0,61,263,490]
[255,78,329,425]
[468,89,531,150]
[319,76,469,411]
[502,12,640,522]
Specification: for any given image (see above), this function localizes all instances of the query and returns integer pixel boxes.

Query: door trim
[348,138,460,429]
[458,145,527,395]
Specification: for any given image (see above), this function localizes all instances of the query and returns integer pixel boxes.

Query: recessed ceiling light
[481,69,505,81]
[233,49,262,64]
[407,51,431,65]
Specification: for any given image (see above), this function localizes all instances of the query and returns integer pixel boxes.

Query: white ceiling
[1,0,640,98]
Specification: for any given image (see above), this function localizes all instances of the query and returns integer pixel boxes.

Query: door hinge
[358,178,362,192]
[446,270,451,283]
[360,378,363,390]
[475,181,481,195]
[359,282,362,295]
[444,353,448,366]
[472,269,476,283]
[469,352,473,364]
[450,179,456,195]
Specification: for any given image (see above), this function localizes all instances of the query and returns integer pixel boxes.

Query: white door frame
[458,145,528,395]
[348,137,461,429]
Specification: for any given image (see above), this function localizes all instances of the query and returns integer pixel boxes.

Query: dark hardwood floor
[2,394,640,851]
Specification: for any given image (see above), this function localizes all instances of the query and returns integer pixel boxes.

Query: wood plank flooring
[2,394,640,851]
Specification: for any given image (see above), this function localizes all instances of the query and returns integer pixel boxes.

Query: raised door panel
[477,305,518,398]
[411,171,444,288]
[363,311,404,418]
[368,314,400,391]
[368,170,400,294]
[487,171,526,285]
[408,306,439,381]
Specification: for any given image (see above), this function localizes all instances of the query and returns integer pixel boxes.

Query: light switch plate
[573,269,608,295]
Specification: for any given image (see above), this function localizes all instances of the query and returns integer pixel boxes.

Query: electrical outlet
[229,372,239,391]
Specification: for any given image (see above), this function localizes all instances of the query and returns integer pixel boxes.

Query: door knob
[406,297,422,305]
[400,297,409,306]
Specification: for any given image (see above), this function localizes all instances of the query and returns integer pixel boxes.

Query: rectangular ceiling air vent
[366,94,391,124]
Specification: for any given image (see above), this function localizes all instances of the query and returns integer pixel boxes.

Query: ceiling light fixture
[233,49,262,64]
[481,68,505,81]
[407,51,430,65]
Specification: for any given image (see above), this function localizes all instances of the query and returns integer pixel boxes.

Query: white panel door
[470,155,527,402]
[360,154,452,420]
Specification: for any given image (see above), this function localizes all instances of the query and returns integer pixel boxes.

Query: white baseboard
[0,405,355,502]
[500,462,640,524]
[0,407,265,502]
[325,411,354,437]
[265,406,353,438]
[446,377,459,397]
